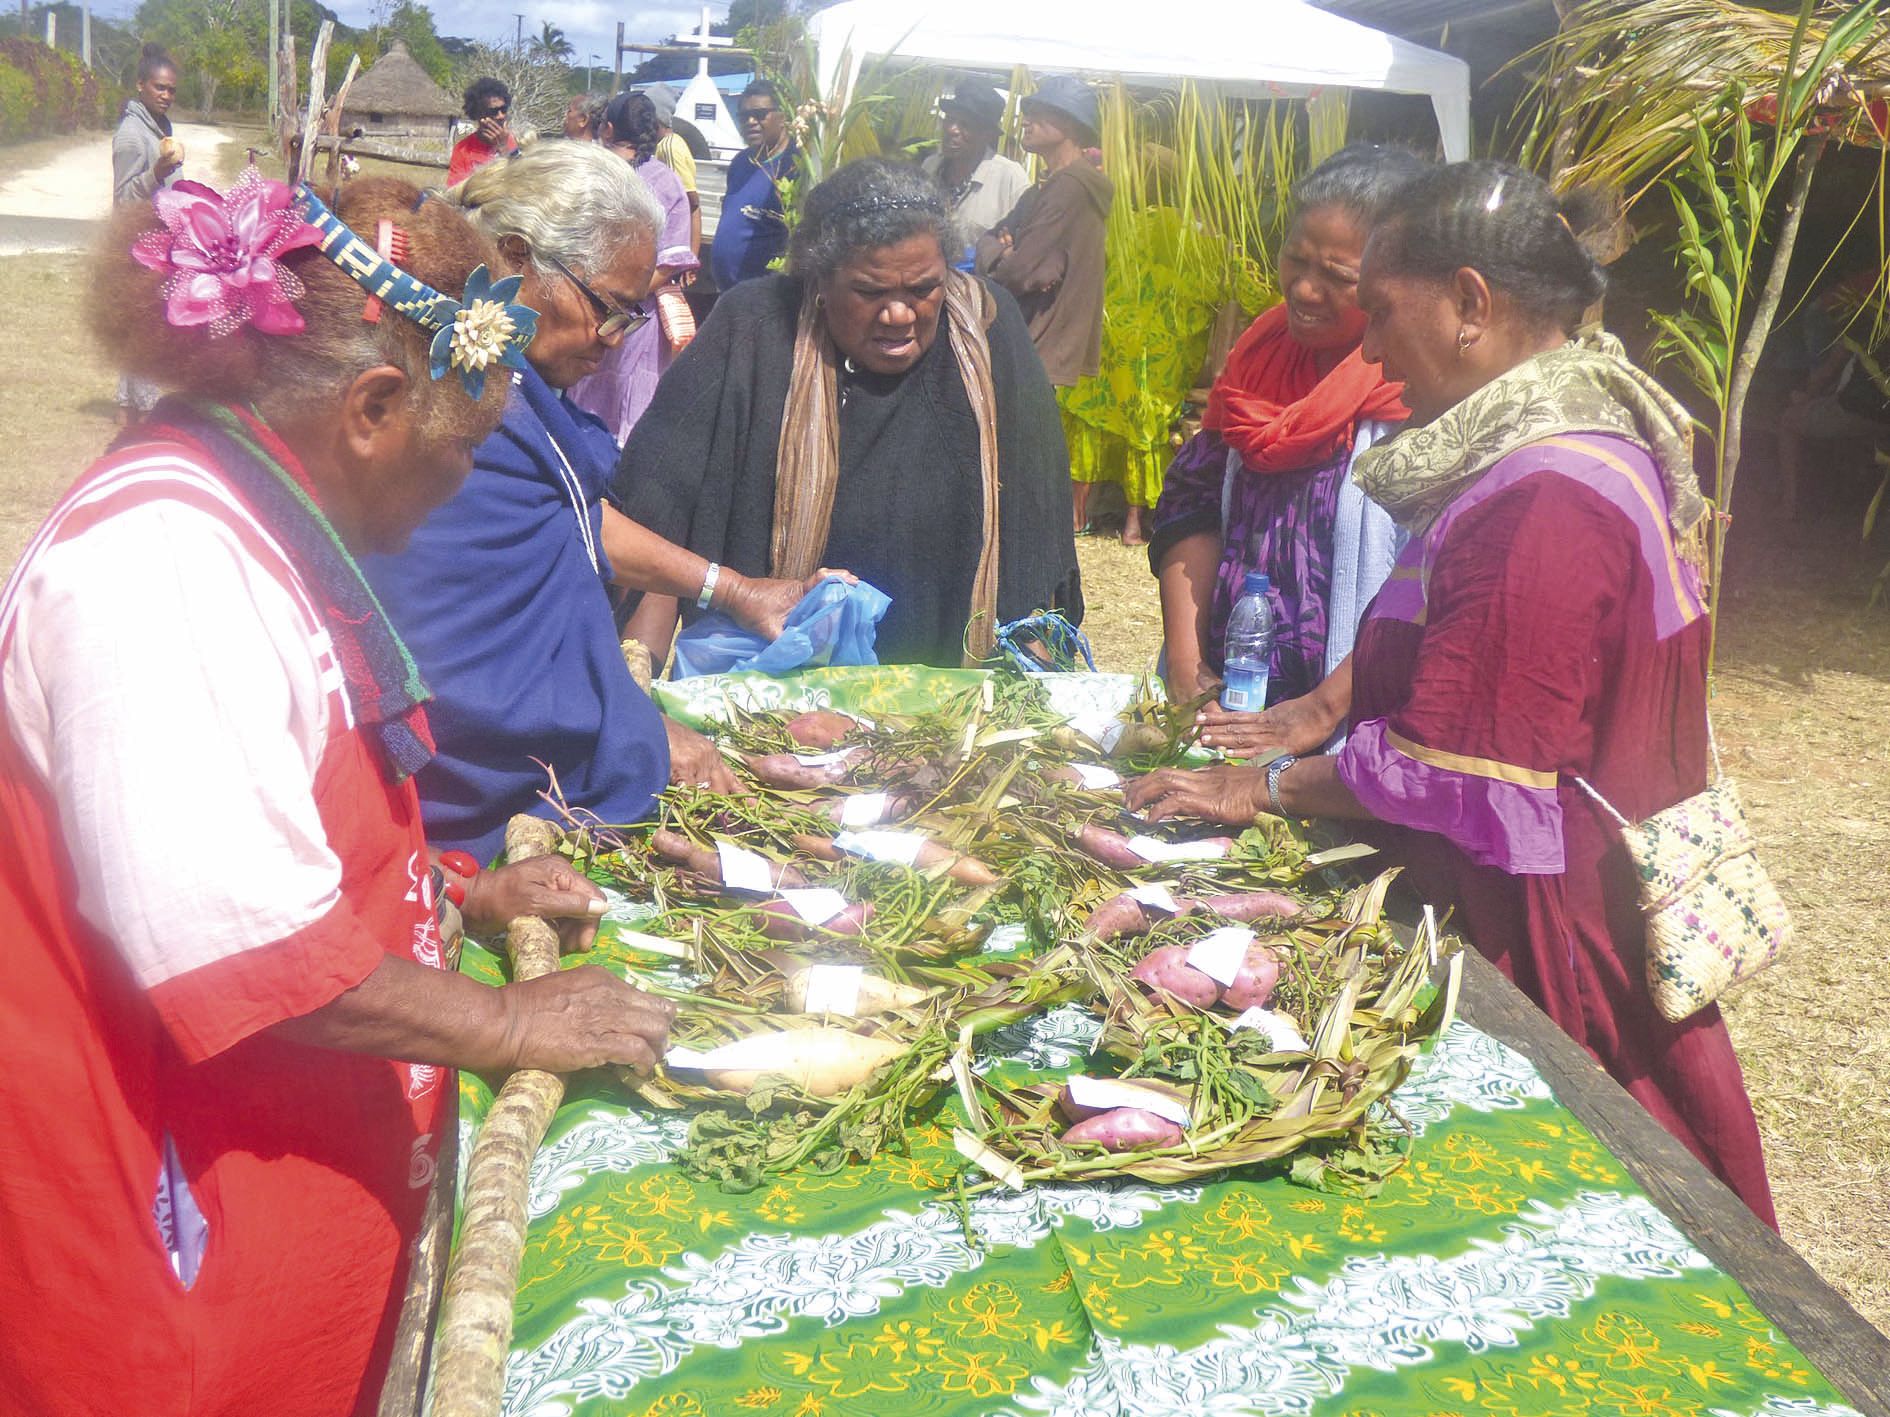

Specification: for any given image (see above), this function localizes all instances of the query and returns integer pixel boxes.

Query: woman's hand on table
[499,968,675,1074]
[1195,698,1331,758]
[464,855,610,954]
[1125,764,1272,826]
[719,566,859,640]
[664,715,743,793]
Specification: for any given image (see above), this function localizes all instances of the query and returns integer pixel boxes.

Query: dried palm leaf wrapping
[959,872,1462,1192]
[526,679,1450,1193]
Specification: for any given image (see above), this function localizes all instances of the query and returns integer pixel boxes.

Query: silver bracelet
[696,561,721,611]
[1266,753,1300,817]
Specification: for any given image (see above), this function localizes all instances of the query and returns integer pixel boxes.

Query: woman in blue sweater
[362,143,830,860]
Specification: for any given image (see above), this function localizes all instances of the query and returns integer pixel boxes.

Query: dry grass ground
[0,227,1883,1334]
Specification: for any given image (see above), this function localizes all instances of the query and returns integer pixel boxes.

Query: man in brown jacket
[976,75,1114,528]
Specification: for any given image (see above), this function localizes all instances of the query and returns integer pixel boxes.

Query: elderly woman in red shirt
[0,172,671,1414]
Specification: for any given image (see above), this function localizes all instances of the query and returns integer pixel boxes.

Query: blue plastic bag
[671,576,892,679]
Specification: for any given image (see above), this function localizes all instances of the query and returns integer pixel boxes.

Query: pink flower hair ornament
[132,166,322,336]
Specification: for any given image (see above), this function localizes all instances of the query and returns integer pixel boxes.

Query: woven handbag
[1573,728,1792,1023]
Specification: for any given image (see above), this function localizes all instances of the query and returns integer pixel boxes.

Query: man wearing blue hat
[976,74,1113,392]
[922,79,1031,261]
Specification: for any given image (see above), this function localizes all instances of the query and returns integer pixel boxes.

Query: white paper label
[1127,835,1232,864]
[1127,883,1183,915]
[840,791,891,828]
[1068,712,1126,752]
[779,887,849,926]
[1071,763,1122,790]
[665,1033,791,1071]
[1229,1007,1310,1052]
[1065,1074,1191,1126]
[800,963,864,1015]
[792,749,855,768]
[833,829,929,867]
[716,840,776,894]
[1187,926,1257,987]
[983,922,1030,953]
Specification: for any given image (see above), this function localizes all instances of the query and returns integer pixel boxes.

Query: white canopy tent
[807,0,1473,160]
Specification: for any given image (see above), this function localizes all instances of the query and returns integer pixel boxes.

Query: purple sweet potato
[784,710,860,749]
[1221,942,1283,1010]
[1130,944,1221,1008]
[652,829,808,890]
[744,748,863,790]
[1075,822,1145,870]
[755,898,875,942]
[1060,1107,1184,1151]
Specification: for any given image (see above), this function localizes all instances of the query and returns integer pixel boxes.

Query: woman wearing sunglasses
[360,142,843,861]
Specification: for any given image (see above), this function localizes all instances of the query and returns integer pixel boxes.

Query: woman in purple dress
[571,91,700,443]
[1150,147,1424,754]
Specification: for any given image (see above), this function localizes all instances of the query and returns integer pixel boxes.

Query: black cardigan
[613,274,1083,666]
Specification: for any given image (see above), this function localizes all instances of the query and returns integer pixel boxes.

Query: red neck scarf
[1203,304,1408,474]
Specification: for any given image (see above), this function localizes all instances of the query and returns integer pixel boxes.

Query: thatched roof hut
[343,41,460,149]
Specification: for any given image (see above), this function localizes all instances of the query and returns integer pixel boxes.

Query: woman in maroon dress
[1128,161,1774,1225]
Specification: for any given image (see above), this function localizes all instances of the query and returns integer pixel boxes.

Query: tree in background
[531,21,574,64]
[133,0,263,113]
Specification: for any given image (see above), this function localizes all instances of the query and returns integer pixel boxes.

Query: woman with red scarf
[1150,147,1424,750]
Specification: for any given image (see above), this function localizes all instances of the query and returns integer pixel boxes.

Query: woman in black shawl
[614,157,1082,667]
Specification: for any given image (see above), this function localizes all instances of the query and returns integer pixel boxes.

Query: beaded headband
[295,184,538,399]
[832,194,940,219]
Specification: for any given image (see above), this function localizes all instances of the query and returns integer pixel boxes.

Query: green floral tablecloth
[450,670,1861,1417]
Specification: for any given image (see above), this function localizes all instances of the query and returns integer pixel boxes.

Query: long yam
[429,815,564,1417]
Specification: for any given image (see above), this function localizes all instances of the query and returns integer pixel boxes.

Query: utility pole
[513,13,524,57]
[267,0,280,125]
[587,53,599,92]
[81,2,91,68]
[613,21,624,90]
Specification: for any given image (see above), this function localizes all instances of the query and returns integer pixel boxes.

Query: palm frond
[1518,0,1888,201]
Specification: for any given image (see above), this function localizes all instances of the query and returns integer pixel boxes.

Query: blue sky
[94,1,724,82]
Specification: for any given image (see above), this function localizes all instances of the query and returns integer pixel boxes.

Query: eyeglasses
[737,105,778,122]
[547,254,649,340]
[482,104,510,119]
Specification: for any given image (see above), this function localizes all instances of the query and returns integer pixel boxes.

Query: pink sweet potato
[1075,822,1145,870]
[1221,942,1283,1010]
[1082,891,1152,941]
[1130,944,1221,1008]
[1191,890,1303,923]
[784,710,859,749]
[1060,1107,1184,1151]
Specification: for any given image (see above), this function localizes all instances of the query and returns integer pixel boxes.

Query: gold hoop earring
[1456,328,1472,358]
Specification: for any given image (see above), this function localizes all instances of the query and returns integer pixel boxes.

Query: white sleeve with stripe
[2,489,346,995]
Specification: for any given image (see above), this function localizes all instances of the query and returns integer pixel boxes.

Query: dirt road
[0,122,232,255]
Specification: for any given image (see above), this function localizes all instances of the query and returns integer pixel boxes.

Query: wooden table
[380,947,1890,1417]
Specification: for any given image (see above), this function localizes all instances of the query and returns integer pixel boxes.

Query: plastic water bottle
[1220,572,1275,713]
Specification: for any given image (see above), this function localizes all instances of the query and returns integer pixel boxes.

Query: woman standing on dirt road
[0,170,672,1415]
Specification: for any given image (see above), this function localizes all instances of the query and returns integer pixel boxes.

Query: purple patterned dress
[570,154,700,445]
[1148,422,1400,704]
